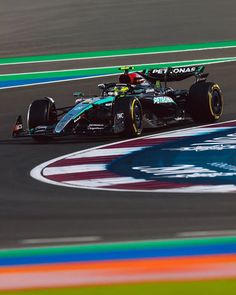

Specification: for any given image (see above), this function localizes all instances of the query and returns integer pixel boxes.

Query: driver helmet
[113,86,129,97]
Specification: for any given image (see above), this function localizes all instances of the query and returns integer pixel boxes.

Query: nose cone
[54,113,75,134]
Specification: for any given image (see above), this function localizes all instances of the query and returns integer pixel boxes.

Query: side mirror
[98,84,105,90]
[73,91,84,98]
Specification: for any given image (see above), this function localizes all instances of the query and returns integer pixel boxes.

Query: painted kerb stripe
[1,56,236,80]
[1,57,236,90]
[1,40,236,65]
[0,236,236,259]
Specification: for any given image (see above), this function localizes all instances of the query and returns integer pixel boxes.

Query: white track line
[177,230,236,238]
[43,164,106,176]
[20,236,102,245]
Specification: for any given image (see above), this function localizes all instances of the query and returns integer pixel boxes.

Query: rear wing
[143,65,208,83]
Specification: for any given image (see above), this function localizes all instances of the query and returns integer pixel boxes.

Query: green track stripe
[0,40,236,65]
[0,57,236,82]
[2,280,236,295]
[0,236,235,259]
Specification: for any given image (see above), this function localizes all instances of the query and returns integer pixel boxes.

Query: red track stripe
[44,170,118,182]
[102,180,193,190]
[47,155,116,167]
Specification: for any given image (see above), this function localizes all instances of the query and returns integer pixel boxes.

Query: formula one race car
[12,66,223,141]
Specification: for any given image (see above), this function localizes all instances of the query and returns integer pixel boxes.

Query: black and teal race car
[12,66,223,141]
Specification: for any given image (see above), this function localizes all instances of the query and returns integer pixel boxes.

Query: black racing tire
[27,99,57,141]
[114,96,143,137]
[187,82,223,123]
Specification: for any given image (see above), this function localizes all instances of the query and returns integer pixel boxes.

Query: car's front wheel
[27,98,57,141]
[114,96,143,137]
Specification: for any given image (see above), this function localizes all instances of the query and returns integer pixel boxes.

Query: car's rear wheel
[114,96,143,137]
[187,82,223,123]
[27,98,57,141]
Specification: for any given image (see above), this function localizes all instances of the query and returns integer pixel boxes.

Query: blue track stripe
[0,74,112,88]
[0,244,236,267]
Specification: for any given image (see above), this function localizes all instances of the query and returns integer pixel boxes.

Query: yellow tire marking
[208,84,223,119]
[131,99,138,134]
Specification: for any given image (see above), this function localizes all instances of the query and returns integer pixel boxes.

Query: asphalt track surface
[0,0,236,248]
[1,0,236,57]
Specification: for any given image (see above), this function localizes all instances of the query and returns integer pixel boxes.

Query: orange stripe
[0,254,236,275]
